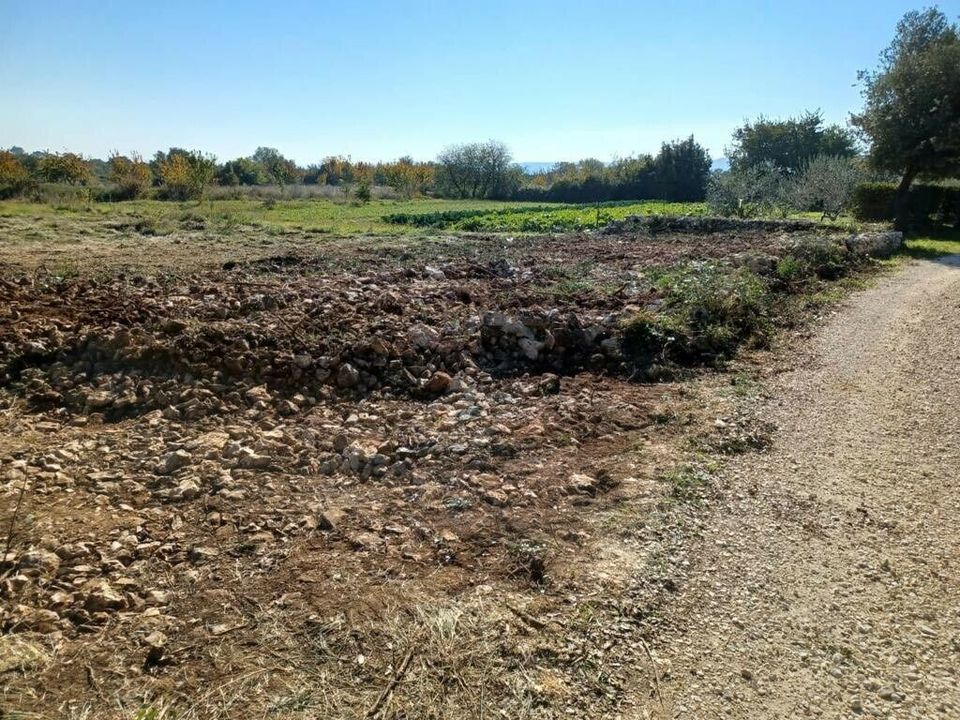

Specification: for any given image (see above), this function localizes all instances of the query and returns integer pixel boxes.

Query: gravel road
[653,256,960,719]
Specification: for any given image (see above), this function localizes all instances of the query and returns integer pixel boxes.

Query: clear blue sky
[1,0,955,164]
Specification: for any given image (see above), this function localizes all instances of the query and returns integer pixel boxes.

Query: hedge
[852,182,960,226]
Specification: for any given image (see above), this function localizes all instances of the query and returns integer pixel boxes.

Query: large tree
[436,140,518,199]
[251,147,302,192]
[728,111,857,175]
[851,7,960,229]
[653,135,712,201]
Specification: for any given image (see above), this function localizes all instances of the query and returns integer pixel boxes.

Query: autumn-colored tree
[158,150,217,200]
[108,152,153,199]
[0,151,29,196]
[36,152,92,185]
[381,158,434,199]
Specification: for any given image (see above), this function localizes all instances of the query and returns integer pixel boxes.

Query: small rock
[18,550,61,577]
[83,580,126,612]
[156,449,191,476]
[423,372,453,395]
[336,363,360,388]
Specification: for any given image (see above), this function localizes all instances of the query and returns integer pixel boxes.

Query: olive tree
[436,140,519,199]
[851,7,960,229]
[788,155,863,219]
[706,165,784,217]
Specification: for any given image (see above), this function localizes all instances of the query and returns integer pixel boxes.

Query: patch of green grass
[902,228,960,258]
[661,463,716,501]
[386,200,707,233]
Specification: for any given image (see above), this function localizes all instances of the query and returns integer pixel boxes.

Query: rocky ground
[0,219,905,719]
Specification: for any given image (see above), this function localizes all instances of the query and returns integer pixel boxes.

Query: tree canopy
[728,111,857,174]
[850,7,960,227]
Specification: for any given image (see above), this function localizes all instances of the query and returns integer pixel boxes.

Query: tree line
[0,135,714,204]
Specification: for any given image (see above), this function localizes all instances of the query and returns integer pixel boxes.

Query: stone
[518,337,544,360]
[336,363,360,388]
[144,589,171,606]
[188,546,218,564]
[408,324,440,349]
[9,605,60,633]
[175,478,201,501]
[18,550,61,577]
[156,449,191,475]
[423,372,453,395]
[317,507,344,531]
[538,374,561,395]
[236,447,271,469]
[83,580,126,612]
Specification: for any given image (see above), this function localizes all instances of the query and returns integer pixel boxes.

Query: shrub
[0,151,31,198]
[622,264,771,367]
[108,153,153,200]
[852,182,896,221]
[157,150,217,200]
[36,152,91,185]
[776,238,850,285]
[706,166,786,218]
[354,180,372,203]
[852,182,960,225]
[788,155,862,219]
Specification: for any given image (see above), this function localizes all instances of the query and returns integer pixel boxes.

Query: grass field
[0,197,706,236]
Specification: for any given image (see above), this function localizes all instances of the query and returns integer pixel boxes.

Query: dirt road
[653,256,960,719]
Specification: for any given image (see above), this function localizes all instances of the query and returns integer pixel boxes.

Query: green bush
[852,182,960,226]
[621,264,771,367]
[851,182,895,221]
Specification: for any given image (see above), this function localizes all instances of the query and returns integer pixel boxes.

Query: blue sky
[1,0,955,164]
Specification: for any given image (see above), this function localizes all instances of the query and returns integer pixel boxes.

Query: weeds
[661,463,715,501]
[621,263,770,372]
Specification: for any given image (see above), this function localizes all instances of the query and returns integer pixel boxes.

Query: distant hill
[711,158,730,171]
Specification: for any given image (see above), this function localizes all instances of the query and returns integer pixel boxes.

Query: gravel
[653,255,960,718]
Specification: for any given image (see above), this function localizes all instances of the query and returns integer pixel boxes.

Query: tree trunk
[893,168,916,232]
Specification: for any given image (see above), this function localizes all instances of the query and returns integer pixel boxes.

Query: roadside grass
[902,227,960,258]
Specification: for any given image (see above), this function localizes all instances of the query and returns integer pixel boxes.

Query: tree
[218,157,268,186]
[158,150,217,200]
[108,152,153,199]
[251,147,302,192]
[787,155,862,220]
[706,165,785,218]
[436,140,518,199]
[851,7,960,229]
[653,136,712,200]
[0,150,29,196]
[729,111,857,175]
[36,152,92,184]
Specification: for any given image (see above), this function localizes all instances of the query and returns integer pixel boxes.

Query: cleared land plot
[0,214,900,718]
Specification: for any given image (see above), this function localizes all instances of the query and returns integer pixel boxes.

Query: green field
[0,197,707,236]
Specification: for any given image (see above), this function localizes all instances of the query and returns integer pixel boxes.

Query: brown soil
[0,220,916,720]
